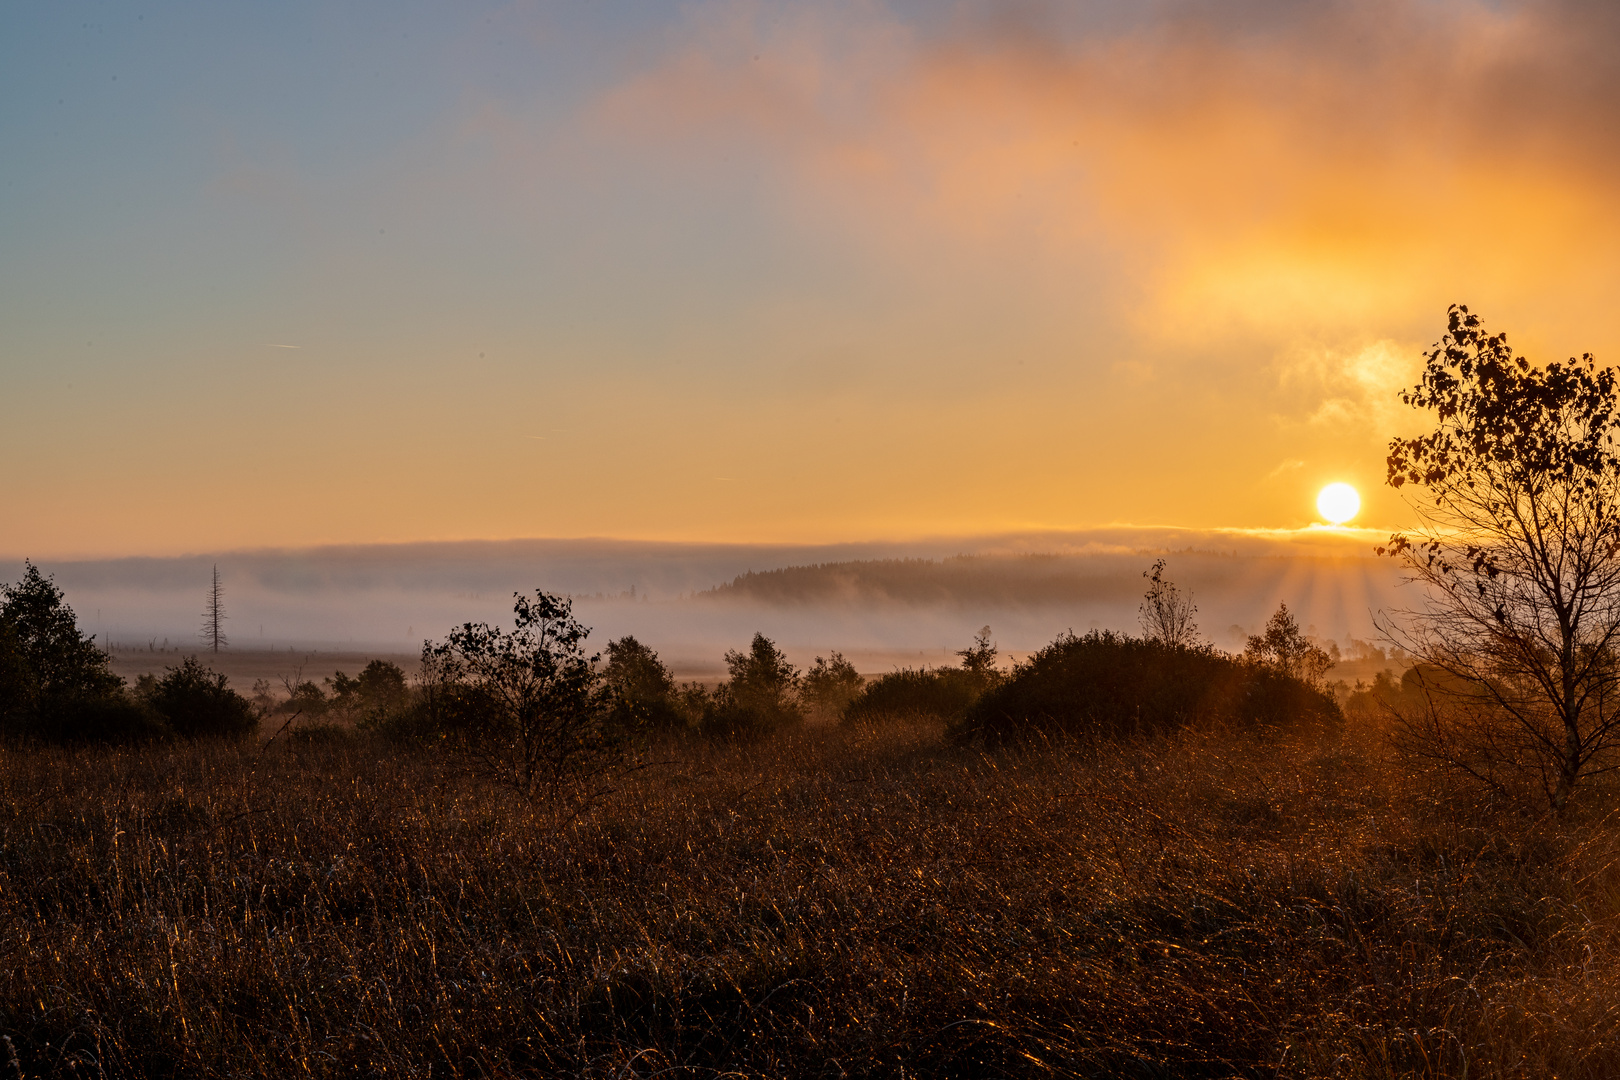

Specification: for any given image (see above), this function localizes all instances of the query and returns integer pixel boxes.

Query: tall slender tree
[201,565,227,653]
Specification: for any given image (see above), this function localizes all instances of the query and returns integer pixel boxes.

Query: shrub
[144,657,258,741]
[843,627,1002,725]
[956,630,1341,745]
[282,680,329,718]
[49,694,169,745]
[1242,602,1334,686]
[843,667,987,725]
[802,652,864,720]
[418,591,625,811]
[327,659,411,720]
[699,633,802,741]
[601,635,684,733]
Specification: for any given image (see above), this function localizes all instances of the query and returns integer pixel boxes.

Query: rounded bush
[956,631,1341,745]
[842,668,988,725]
[147,657,257,741]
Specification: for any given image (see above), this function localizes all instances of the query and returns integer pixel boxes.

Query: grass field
[3,714,1619,1077]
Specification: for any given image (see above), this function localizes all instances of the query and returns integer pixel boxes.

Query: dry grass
[3,719,1620,1077]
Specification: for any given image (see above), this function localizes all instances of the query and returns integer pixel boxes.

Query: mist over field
[5,527,1405,677]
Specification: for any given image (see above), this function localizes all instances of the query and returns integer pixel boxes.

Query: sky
[5,0,1620,559]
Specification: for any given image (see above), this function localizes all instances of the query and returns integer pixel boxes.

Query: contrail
[262,343,301,349]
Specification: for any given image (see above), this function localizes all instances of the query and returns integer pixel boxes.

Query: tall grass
[2,717,1619,1077]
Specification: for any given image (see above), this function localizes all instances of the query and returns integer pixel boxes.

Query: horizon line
[1,522,1396,566]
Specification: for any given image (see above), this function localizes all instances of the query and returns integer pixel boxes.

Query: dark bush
[416,591,627,806]
[145,657,258,741]
[842,628,1003,725]
[46,694,168,745]
[802,652,864,719]
[282,680,329,718]
[842,667,988,725]
[0,562,128,741]
[326,659,411,721]
[956,631,1341,745]
[696,682,808,742]
[601,636,685,733]
[699,633,803,741]
[358,694,440,742]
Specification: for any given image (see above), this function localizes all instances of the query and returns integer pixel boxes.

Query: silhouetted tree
[201,565,227,653]
[421,592,623,813]
[726,632,799,714]
[0,562,126,739]
[957,626,999,678]
[1139,560,1200,647]
[700,632,803,740]
[1380,305,1620,812]
[802,652,864,719]
[1244,603,1333,688]
[327,659,411,719]
[600,635,682,732]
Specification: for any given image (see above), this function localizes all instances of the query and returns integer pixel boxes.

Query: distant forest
[697,552,1362,608]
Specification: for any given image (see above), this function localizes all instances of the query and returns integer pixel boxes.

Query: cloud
[577,0,1620,360]
[17,0,1617,556]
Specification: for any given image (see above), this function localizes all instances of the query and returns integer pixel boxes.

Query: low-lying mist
[4,527,1408,678]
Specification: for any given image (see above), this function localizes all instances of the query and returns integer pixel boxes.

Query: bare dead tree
[1379,305,1620,813]
[201,564,227,654]
[1139,559,1199,647]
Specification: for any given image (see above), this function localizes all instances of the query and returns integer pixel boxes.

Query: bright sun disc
[1317,483,1360,525]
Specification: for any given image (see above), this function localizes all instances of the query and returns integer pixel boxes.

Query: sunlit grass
[2,718,1619,1077]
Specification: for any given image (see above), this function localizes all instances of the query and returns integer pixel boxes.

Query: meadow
[4,709,1618,1078]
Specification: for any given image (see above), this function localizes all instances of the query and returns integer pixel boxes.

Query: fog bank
[4,527,1409,676]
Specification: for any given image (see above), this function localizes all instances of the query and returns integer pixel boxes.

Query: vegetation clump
[415,591,627,810]
[0,564,255,744]
[599,634,683,733]
[843,626,1002,726]
[958,606,1340,746]
[0,562,134,742]
[327,658,411,719]
[694,632,804,741]
[800,651,864,720]
[138,655,257,741]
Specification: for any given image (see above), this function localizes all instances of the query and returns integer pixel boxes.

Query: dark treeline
[698,550,1393,618]
[0,557,1346,766]
[704,554,1156,606]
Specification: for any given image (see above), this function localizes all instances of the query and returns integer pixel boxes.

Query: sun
[1317,482,1361,525]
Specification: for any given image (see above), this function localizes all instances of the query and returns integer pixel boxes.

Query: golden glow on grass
[1317,483,1361,525]
[2,720,1616,1073]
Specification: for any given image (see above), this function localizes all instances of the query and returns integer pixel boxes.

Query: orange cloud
[588,0,1620,356]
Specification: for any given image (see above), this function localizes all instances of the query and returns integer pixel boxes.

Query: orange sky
[4,0,1619,557]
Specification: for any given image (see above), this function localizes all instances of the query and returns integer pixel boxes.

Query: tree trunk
[1549,707,1583,814]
